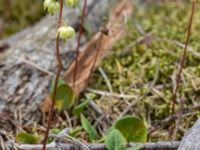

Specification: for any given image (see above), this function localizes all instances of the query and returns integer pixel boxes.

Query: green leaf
[73,99,91,115]
[69,126,83,137]
[50,128,61,134]
[114,116,147,142]
[126,145,142,150]
[81,114,98,141]
[55,84,75,110]
[105,129,126,150]
[50,77,75,110]
[50,77,65,97]
[16,132,39,144]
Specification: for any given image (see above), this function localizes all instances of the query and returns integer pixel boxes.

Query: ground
[1,0,200,148]
[83,1,200,141]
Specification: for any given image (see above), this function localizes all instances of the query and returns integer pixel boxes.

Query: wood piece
[0,0,117,127]
[18,141,180,150]
[63,0,133,95]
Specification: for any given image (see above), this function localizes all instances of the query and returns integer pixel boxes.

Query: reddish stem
[42,0,63,149]
[87,33,104,84]
[171,2,195,113]
[73,0,87,88]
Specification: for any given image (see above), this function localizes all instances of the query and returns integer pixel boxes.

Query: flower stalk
[171,1,195,113]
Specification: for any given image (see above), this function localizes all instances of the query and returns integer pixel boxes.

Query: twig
[49,128,90,150]
[21,58,55,76]
[17,141,180,150]
[86,27,109,85]
[98,67,113,93]
[64,134,90,150]
[64,110,72,128]
[155,37,200,57]
[149,103,200,135]
[42,0,64,149]
[88,100,112,125]
[87,33,104,84]
[172,97,185,140]
[171,2,195,113]
[73,0,87,88]
[118,59,159,119]
[87,88,137,99]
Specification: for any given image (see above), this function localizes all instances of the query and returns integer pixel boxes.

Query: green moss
[85,1,200,141]
[0,0,45,38]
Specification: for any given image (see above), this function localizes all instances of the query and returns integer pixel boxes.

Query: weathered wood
[63,0,133,95]
[18,141,180,150]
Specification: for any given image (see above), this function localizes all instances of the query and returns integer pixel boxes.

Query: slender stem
[42,0,63,149]
[171,2,195,113]
[73,0,87,88]
[87,33,104,85]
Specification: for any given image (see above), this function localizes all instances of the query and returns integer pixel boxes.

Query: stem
[73,0,87,88]
[171,2,195,113]
[42,0,64,149]
[87,32,104,85]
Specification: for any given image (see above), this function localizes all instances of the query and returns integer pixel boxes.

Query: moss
[0,0,45,38]
[85,1,200,141]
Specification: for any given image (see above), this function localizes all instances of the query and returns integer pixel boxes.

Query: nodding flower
[65,0,78,8]
[44,0,60,15]
[58,25,75,41]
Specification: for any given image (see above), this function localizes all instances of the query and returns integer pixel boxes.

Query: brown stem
[42,0,64,149]
[149,103,200,135]
[73,0,87,88]
[87,33,104,84]
[171,2,195,113]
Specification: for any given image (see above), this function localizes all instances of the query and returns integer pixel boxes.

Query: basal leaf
[16,132,39,144]
[69,126,83,137]
[114,116,147,142]
[81,114,98,141]
[50,77,75,110]
[72,99,91,115]
[55,84,75,110]
[50,77,65,97]
[105,129,126,150]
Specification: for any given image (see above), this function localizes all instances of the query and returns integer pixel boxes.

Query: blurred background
[0,0,45,39]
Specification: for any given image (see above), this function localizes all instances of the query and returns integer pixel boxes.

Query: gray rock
[178,119,200,150]
[0,0,117,128]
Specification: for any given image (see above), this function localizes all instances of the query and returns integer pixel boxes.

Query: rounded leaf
[16,132,39,144]
[50,77,65,97]
[105,129,126,150]
[114,116,147,142]
[55,84,75,110]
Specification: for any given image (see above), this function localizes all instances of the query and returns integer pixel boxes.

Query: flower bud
[58,26,75,40]
[65,0,78,8]
[44,0,52,10]
[44,0,60,15]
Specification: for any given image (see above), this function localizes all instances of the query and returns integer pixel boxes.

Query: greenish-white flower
[44,0,59,15]
[58,26,75,40]
[65,0,78,8]
[44,0,52,9]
